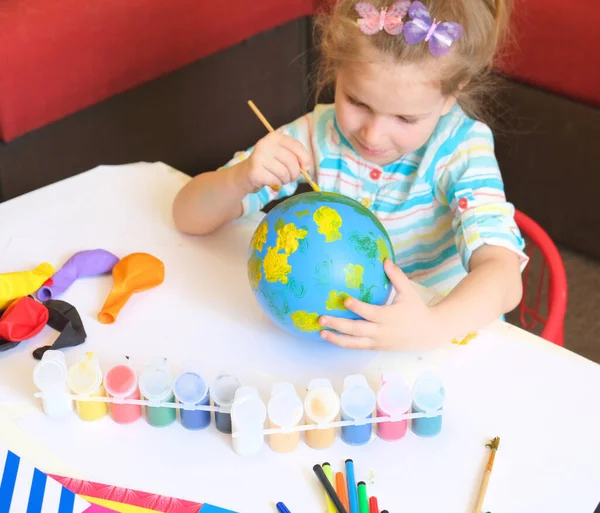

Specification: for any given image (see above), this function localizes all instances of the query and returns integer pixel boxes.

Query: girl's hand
[318,259,445,351]
[239,132,312,193]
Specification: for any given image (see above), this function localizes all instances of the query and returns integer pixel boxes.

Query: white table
[1,162,599,513]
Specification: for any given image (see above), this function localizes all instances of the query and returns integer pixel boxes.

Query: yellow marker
[321,463,337,513]
[67,352,108,421]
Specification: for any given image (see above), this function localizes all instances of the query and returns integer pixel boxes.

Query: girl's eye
[349,97,367,108]
[397,116,417,124]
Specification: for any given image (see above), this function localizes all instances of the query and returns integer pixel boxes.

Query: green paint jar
[138,358,176,428]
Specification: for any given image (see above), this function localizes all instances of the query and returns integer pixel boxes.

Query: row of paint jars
[229,373,445,457]
[33,351,242,434]
[32,350,446,456]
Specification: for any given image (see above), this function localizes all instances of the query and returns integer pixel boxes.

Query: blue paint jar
[411,374,445,437]
[340,374,376,446]
[173,364,211,430]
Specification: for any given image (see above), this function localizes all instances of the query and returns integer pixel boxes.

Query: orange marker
[335,472,349,510]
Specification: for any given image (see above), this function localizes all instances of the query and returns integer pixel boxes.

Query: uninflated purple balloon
[37,249,119,301]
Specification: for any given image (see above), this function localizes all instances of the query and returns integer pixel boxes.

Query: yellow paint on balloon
[251,220,268,252]
[325,290,349,311]
[313,206,342,242]
[290,311,322,332]
[344,264,364,289]
[275,223,308,255]
[263,246,291,284]
[248,251,263,290]
[376,237,391,262]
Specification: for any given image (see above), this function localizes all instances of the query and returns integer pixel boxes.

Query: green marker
[357,481,369,513]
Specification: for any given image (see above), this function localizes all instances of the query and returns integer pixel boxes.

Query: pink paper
[51,474,202,513]
[84,504,119,512]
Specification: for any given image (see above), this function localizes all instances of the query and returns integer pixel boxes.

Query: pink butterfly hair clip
[403,1,463,57]
[355,0,411,35]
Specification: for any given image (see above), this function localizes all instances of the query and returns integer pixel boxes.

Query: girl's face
[334,49,456,167]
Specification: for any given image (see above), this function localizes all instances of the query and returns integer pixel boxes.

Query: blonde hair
[314,0,513,122]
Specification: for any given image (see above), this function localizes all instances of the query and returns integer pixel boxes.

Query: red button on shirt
[370,169,382,180]
[458,197,468,209]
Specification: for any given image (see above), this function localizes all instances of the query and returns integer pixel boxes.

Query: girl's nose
[360,116,385,146]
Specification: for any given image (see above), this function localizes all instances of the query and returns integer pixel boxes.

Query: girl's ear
[441,95,457,116]
[442,78,470,115]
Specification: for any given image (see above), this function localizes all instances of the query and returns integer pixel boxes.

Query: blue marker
[276,501,292,513]
[345,459,359,513]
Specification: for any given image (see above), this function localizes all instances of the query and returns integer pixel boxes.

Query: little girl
[173,0,528,351]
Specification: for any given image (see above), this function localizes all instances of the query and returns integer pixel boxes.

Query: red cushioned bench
[0,0,598,258]
[0,0,320,199]
[0,0,318,142]
[492,0,600,257]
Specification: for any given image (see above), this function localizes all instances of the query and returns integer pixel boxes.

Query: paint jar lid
[268,383,303,428]
[412,374,445,412]
[376,376,412,416]
[173,371,208,405]
[210,374,242,407]
[67,352,102,395]
[104,364,138,398]
[305,383,340,424]
[139,358,173,401]
[341,375,376,420]
[231,386,266,430]
[33,350,67,392]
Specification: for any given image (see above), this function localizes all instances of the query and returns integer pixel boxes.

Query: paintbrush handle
[473,470,491,513]
[247,100,320,192]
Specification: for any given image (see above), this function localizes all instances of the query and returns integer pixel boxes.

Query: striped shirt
[223,103,528,295]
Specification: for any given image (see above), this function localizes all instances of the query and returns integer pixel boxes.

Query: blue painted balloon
[247,191,395,341]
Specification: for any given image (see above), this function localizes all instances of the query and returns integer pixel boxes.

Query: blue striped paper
[0,448,90,513]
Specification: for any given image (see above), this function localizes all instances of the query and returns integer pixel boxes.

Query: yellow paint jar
[67,352,107,421]
[304,378,340,450]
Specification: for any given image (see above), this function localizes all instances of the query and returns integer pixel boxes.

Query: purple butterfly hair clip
[355,0,411,35]
[403,1,463,57]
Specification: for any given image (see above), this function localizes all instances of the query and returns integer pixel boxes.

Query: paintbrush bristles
[486,436,500,451]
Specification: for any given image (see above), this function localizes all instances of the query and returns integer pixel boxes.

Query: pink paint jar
[376,374,412,441]
[104,363,142,424]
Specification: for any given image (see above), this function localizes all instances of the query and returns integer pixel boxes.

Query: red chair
[514,210,568,346]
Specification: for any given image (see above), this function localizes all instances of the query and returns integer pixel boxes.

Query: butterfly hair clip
[355,0,411,35]
[403,1,463,57]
